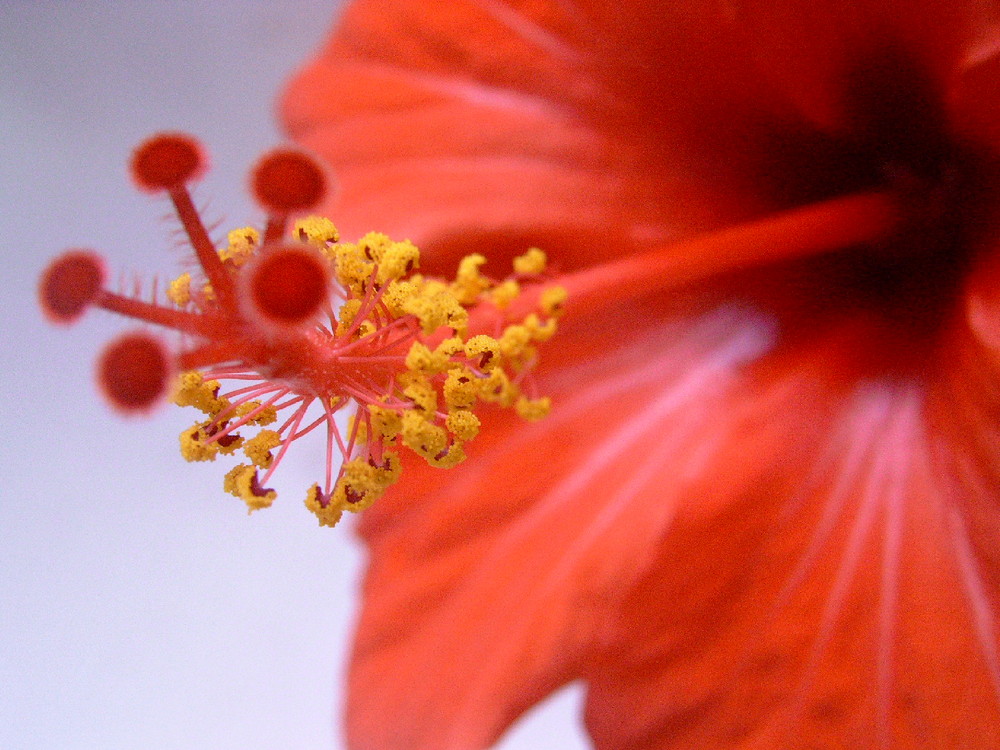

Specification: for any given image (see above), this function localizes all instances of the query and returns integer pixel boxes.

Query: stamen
[43,135,562,527]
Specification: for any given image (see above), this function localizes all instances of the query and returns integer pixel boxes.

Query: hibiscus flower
[282,1,1000,748]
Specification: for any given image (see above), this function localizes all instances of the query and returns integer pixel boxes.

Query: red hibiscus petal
[345,307,774,749]
[582,332,1000,749]
[950,43,1000,151]
[281,0,665,271]
[280,0,857,273]
[279,2,1000,748]
[732,0,984,131]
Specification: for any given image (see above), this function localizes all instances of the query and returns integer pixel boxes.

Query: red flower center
[710,45,998,375]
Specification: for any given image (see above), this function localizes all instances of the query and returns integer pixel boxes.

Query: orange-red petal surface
[584,338,1000,748]
[281,1,1000,748]
[348,307,774,749]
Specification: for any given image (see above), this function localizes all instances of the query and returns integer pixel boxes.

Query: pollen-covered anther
[516,396,552,421]
[443,368,479,410]
[464,335,500,371]
[243,430,282,468]
[98,331,173,414]
[179,422,243,462]
[295,216,340,248]
[240,243,330,328]
[44,134,563,526]
[540,286,568,317]
[513,247,547,275]
[39,250,105,324]
[305,485,343,528]
[224,464,276,512]
[130,132,205,192]
[446,409,480,441]
[251,148,327,214]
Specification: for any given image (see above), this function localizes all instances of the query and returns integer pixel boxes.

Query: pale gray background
[0,2,588,748]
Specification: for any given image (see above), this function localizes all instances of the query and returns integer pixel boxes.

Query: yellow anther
[243,429,281,468]
[368,405,402,440]
[499,324,533,358]
[223,464,276,512]
[490,279,520,309]
[515,395,551,421]
[173,372,227,415]
[446,409,480,441]
[335,298,363,335]
[401,410,449,460]
[405,341,443,374]
[294,216,339,247]
[234,401,278,426]
[179,423,222,462]
[452,253,491,304]
[444,368,479,410]
[524,313,558,342]
[464,335,501,371]
[435,336,465,360]
[356,232,393,261]
[333,240,375,290]
[380,279,417,318]
[219,227,259,266]
[304,485,344,527]
[540,285,568,317]
[478,369,517,407]
[376,239,420,284]
[403,377,438,414]
[402,280,469,335]
[513,247,547,275]
[167,272,192,306]
[426,441,466,469]
[332,453,402,512]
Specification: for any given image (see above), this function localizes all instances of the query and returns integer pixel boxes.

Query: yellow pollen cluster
[168,219,565,527]
[173,371,278,510]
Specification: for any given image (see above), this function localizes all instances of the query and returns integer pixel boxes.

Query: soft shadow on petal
[280,0,845,271]
[278,2,1000,749]
[732,0,978,132]
[345,307,774,750]
[950,45,1000,149]
[583,328,1000,749]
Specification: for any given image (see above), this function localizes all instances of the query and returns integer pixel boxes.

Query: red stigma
[130,133,205,192]
[39,250,105,324]
[98,332,172,413]
[242,244,329,327]
[251,149,326,214]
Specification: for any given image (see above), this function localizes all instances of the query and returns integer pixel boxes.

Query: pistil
[513,191,899,321]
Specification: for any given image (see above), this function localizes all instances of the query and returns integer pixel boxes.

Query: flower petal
[282,0,665,271]
[280,0,861,272]
[950,43,1000,152]
[582,346,1000,748]
[344,307,774,749]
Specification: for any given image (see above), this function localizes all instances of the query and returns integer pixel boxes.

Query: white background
[0,2,588,748]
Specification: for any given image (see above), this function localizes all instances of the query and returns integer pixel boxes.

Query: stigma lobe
[241,244,330,329]
[98,332,173,414]
[39,250,105,324]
